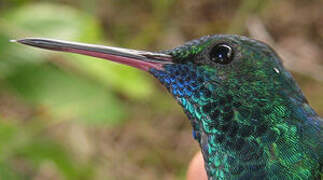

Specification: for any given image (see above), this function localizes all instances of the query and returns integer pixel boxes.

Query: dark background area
[0,0,322,179]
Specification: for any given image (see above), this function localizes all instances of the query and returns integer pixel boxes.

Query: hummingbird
[13,35,322,180]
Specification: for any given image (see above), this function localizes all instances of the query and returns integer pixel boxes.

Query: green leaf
[0,3,158,125]
[5,63,126,125]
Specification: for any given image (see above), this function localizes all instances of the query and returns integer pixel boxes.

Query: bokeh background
[0,0,322,179]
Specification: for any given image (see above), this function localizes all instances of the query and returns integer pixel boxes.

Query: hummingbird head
[150,35,306,140]
[14,35,304,142]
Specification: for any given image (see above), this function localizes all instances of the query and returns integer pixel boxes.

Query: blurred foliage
[1,3,158,125]
[0,2,163,180]
[0,0,322,180]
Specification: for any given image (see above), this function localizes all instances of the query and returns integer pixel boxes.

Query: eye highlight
[209,43,234,64]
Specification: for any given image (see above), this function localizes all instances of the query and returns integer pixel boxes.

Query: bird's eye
[209,44,234,64]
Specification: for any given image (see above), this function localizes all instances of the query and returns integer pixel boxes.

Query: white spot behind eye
[273,68,280,74]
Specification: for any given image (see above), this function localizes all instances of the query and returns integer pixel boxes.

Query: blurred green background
[0,0,322,179]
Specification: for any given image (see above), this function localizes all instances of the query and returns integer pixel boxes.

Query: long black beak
[11,38,173,71]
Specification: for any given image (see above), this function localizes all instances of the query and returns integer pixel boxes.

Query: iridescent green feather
[150,35,322,180]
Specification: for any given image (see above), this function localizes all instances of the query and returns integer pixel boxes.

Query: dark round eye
[209,44,234,64]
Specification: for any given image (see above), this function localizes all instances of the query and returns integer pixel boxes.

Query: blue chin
[149,64,207,98]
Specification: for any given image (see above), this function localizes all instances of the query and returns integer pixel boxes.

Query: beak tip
[10,39,28,44]
[10,38,34,44]
[10,38,43,48]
